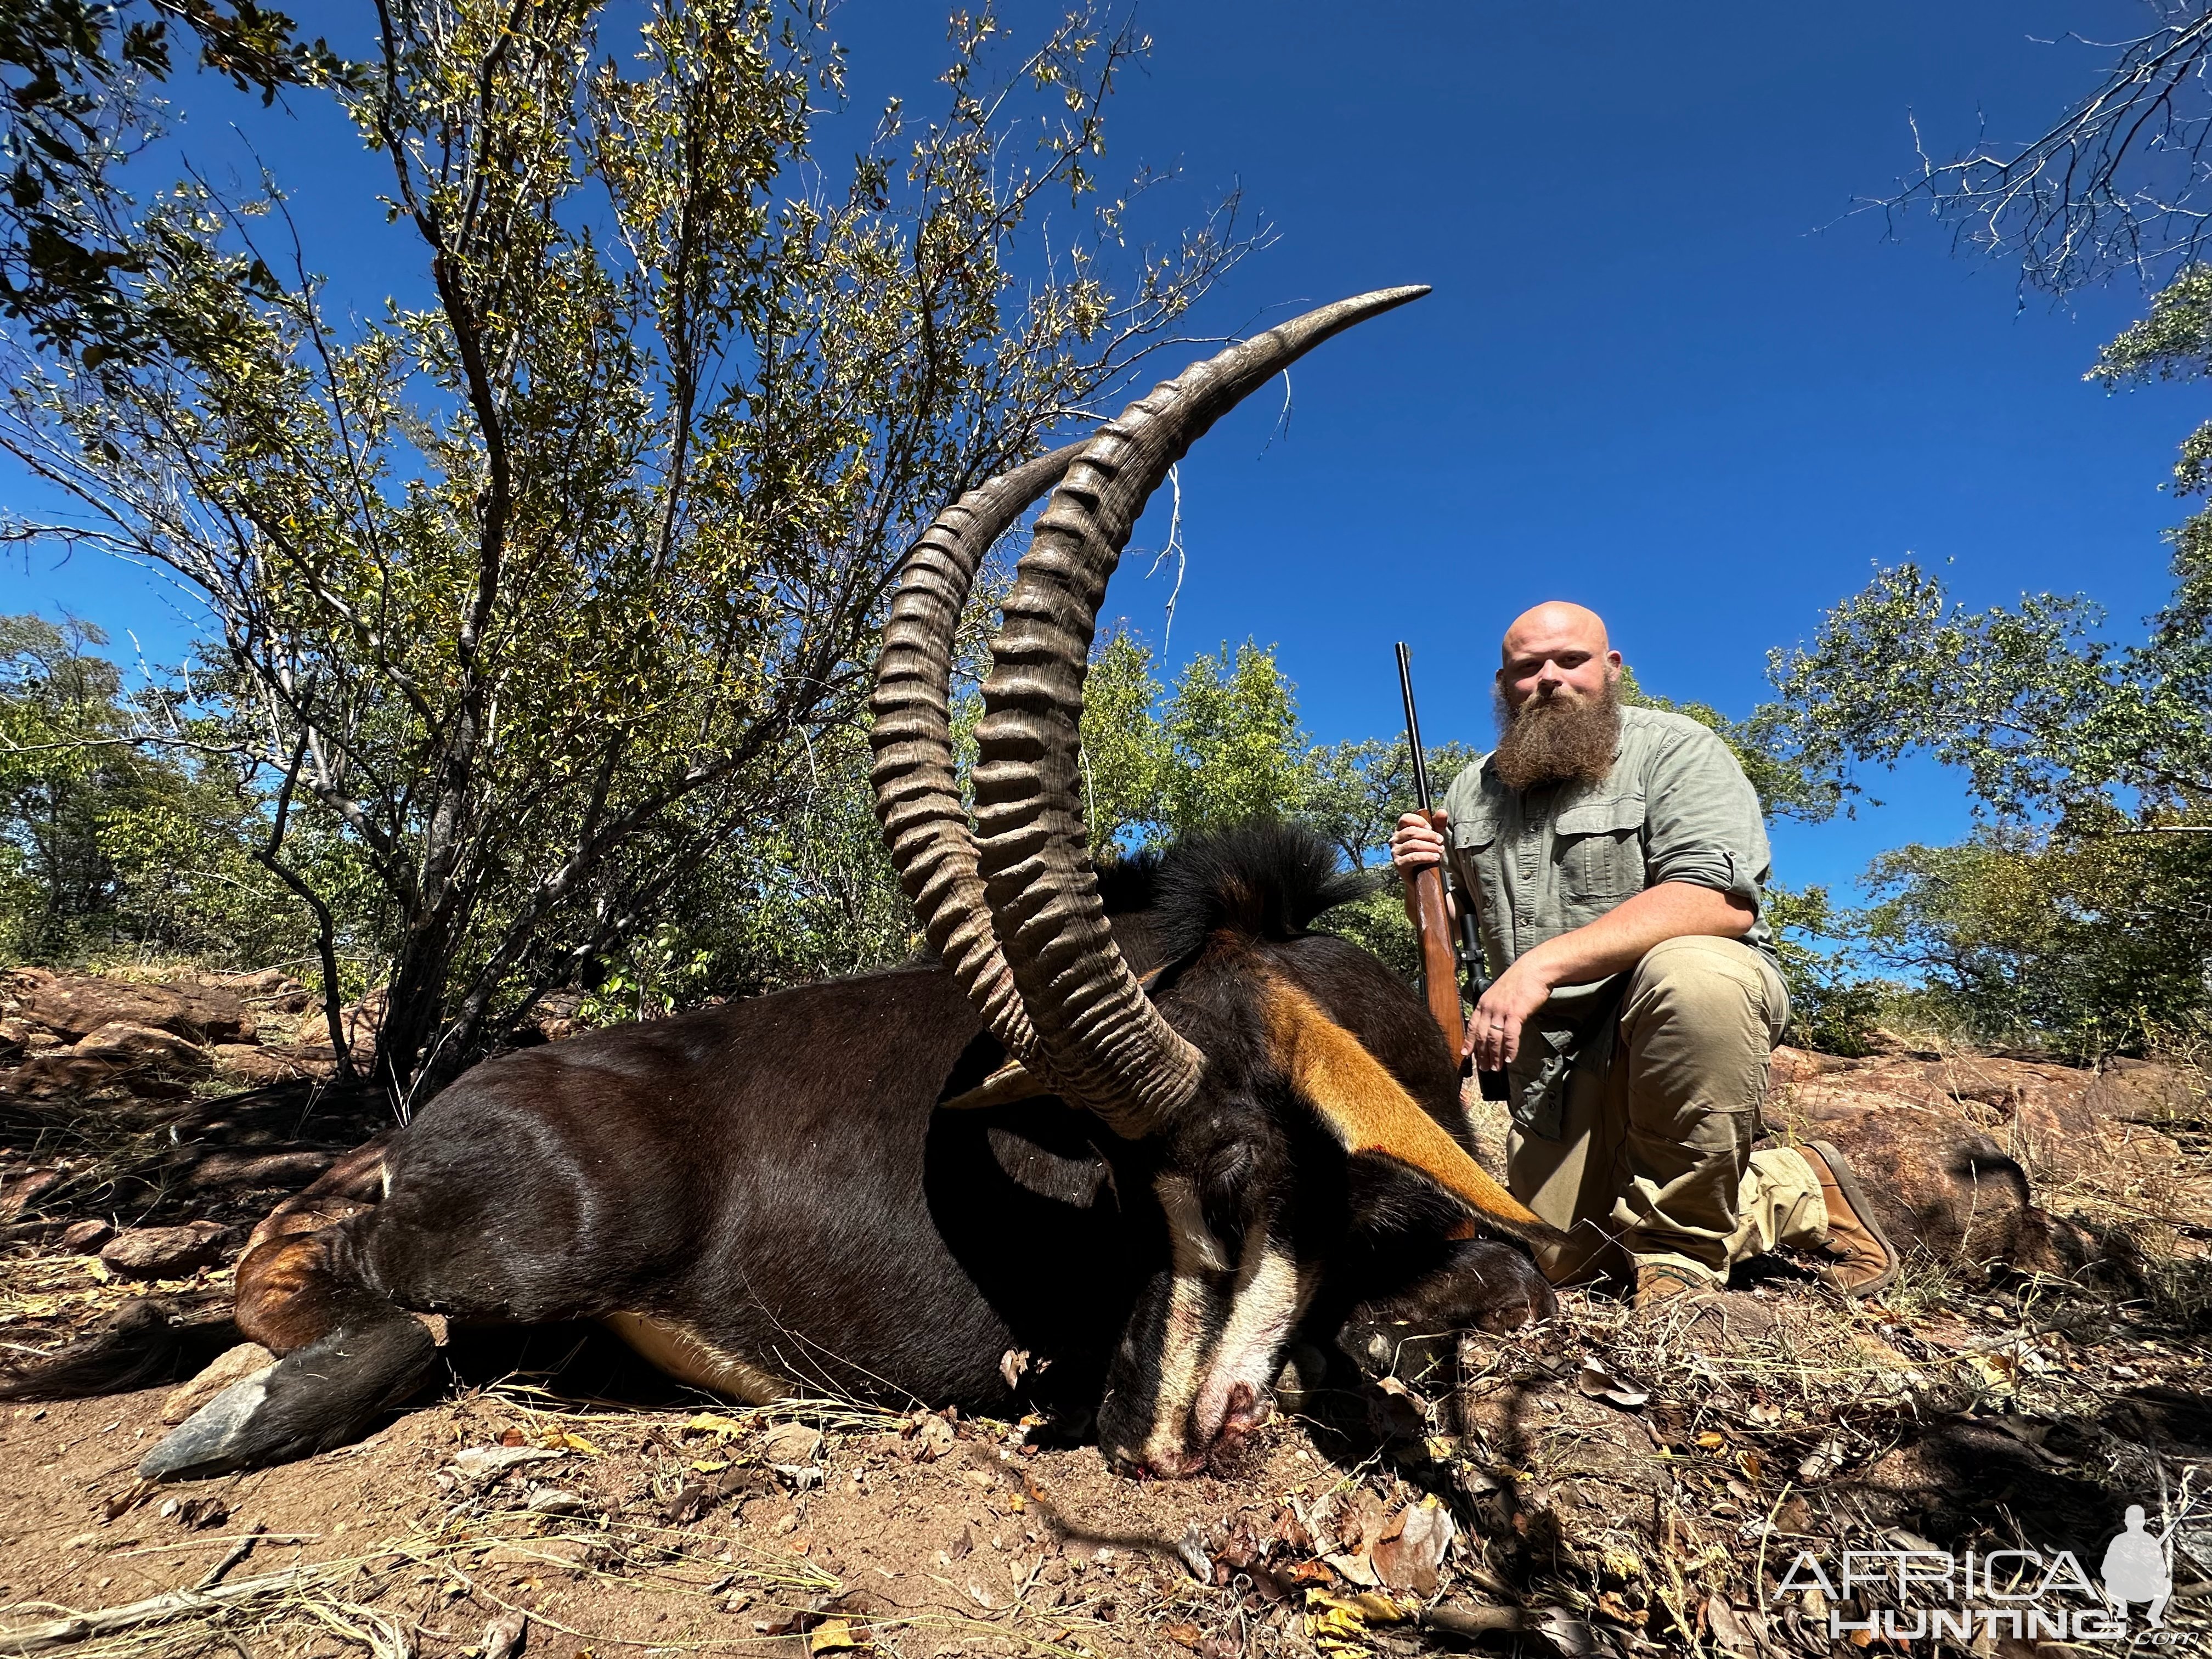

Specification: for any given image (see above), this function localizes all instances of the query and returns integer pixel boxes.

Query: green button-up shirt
[1438,704,1777,1136]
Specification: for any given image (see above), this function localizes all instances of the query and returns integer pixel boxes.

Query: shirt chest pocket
[1553,794,1647,904]
[1448,806,1500,861]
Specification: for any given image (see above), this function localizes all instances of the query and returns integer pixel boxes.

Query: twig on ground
[0,1563,313,1654]
[193,1520,264,1589]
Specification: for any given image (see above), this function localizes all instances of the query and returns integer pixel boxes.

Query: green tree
[0,614,142,955]
[1854,823,2212,1060]
[1751,347,2212,1056]
[610,720,914,1006]
[1813,7,2212,1058]
[1751,563,2206,826]
[0,0,341,357]
[1064,628,1484,978]
[0,1,1249,1104]
[1073,631,1330,851]
[1758,883,1885,1059]
[1303,737,1475,872]
[1751,557,2212,1057]
[1077,625,1168,852]
[0,614,315,965]
[1157,641,1313,831]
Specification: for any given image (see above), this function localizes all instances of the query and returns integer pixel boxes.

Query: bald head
[1500,601,1610,668]
[1496,600,1621,716]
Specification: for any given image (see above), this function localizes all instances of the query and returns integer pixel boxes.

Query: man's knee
[1622,934,1772,1040]
[1618,935,1781,1121]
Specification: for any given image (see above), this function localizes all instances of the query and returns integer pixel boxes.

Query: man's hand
[1390,809,1447,874]
[1468,960,1553,1071]
[1469,881,1757,1070]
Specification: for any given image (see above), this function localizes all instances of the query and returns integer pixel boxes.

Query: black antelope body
[12,287,1562,1482]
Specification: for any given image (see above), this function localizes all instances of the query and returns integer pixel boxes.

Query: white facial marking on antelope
[1130,1174,1319,1477]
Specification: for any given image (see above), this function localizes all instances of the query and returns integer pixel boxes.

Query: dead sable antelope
[10,286,1562,1482]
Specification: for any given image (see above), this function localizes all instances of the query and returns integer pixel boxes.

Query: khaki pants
[1506,935,1827,1288]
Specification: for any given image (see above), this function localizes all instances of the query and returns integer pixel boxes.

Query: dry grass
[3,1029,2210,1657]
[1,1392,1137,1659]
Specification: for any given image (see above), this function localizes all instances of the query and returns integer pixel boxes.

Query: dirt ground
[0,1361,1380,1659]
[2,967,2211,1657]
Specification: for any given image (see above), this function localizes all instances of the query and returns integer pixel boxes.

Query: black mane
[1101,820,1373,966]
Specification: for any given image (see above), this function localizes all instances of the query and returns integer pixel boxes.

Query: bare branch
[1872,9,2212,295]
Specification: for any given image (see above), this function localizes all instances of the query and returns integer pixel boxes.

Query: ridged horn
[972,286,1432,1135]
[871,443,1087,1066]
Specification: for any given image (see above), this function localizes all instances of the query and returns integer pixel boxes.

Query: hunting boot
[1631,1260,1718,1308]
[1799,1140,1899,1299]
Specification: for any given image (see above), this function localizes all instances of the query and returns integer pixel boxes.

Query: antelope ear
[938,964,1171,1113]
[1262,979,1556,1244]
[939,1059,1054,1111]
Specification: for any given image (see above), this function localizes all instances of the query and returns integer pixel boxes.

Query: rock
[210,968,290,992]
[520,989,588,1045]
[522,1486,594,1516]
[23,974,253,1045]
[761,1421,824,1468]
[1454,1338,1674,1572]
[100,1222,233,1280]
[1767,1046,1852,1086]
[1764,1047,2208,1199]
[338,988,387,1047]
[1775,1103,2095,1279]
[161,1342,278,1424]
[293,1032,372,1068]
[207,969,312,1013]
[910,1414,957,1461]
[184,1149,336,1191]
[59,1219,112,1253]
[210,1044,329,1085]
[74,1022,210,1076]
[483,1537,598,1574]
[7,1051,137,1098]
[0,1167,67,1218]
[449,1444,566,1482]
[2085,1059,2209,1127]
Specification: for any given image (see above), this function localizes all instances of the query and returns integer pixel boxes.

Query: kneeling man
[1389,601,1896,1306]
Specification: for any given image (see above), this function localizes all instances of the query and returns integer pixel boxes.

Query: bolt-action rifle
[1395,644,1509,1103]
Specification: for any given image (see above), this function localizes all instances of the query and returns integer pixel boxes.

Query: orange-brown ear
[1262,979,1556,1245]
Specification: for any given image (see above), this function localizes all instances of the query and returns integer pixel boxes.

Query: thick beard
[1491,676,1621,792]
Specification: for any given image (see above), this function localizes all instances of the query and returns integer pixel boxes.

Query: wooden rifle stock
[1408,858,1465,1057]
[1396,645,1508,1099]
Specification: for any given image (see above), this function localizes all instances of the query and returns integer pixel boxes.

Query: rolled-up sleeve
[1640,727,1770,909]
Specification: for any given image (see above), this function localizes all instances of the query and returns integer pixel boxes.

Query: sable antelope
[16,287,1561,1482]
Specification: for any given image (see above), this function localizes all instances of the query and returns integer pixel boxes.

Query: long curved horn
[972,286,1432,1135]
[871,443,1087,1066]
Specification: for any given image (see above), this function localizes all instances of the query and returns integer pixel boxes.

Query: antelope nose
[1220,1380,1269,1430]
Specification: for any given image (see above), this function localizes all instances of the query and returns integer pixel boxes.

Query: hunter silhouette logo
[1773,1493,2205,1645]
[2100,1504,2175,1629]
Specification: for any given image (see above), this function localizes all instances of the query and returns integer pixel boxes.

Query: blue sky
[5,0,2196,898]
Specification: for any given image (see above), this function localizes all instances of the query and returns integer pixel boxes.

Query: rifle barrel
[1396,642,1432,810]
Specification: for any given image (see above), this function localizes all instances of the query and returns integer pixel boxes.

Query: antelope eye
[1197,1140,1259,1257]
